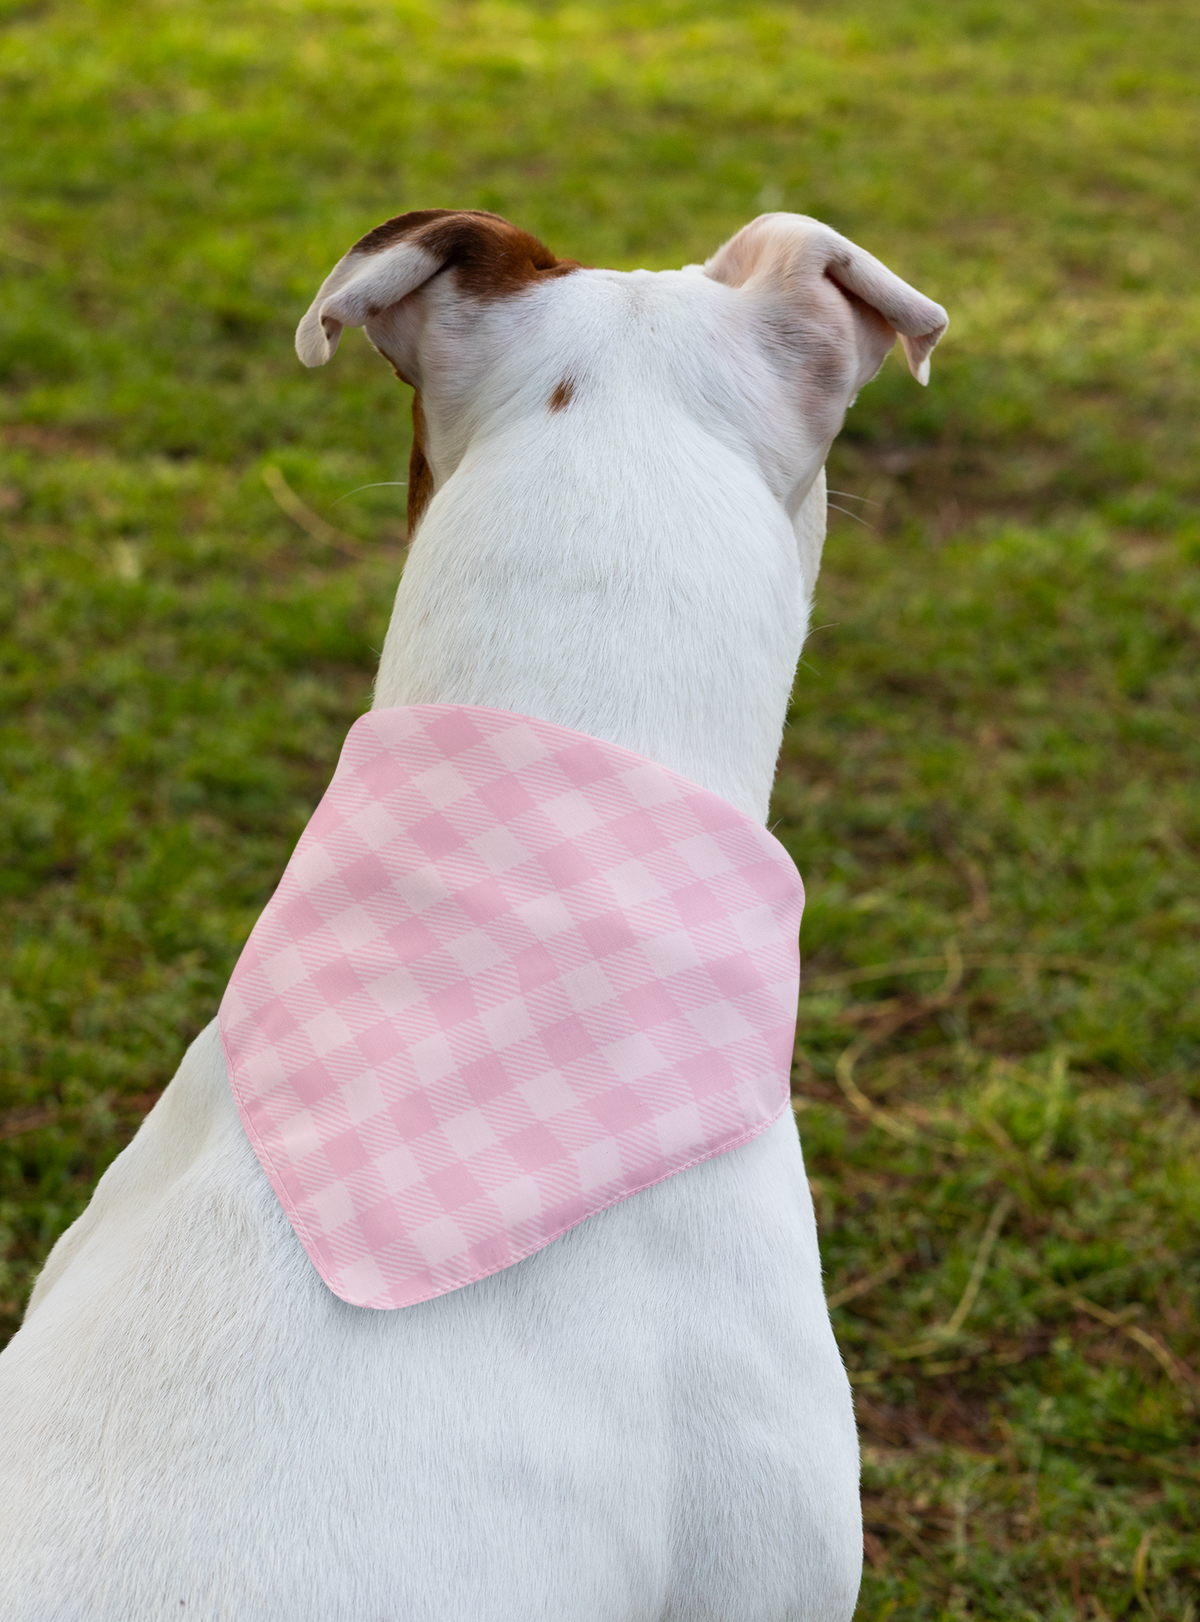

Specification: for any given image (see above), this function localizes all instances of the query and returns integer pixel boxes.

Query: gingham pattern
[218,705,804,1309]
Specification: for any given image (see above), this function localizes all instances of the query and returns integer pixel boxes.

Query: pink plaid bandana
[218,706,803,1309]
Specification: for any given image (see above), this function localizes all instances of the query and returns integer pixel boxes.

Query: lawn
[1,1,1198,1616]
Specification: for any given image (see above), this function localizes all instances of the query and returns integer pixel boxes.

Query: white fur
[0,214,945,1620]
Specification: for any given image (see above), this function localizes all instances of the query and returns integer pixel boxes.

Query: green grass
[2,1,1198,1616]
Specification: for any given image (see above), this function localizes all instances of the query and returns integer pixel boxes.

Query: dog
[0,209,945,1620]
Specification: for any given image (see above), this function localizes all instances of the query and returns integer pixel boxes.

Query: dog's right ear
[296,209,578,369]
[704,213,947,391]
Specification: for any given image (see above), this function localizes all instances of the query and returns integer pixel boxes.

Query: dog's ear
[703,213,947,388]
[296,209,578,369]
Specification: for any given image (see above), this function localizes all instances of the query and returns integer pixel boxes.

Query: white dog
[0,210,945,1620]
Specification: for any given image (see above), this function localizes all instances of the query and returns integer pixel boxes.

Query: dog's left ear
[704,213,948,389]
[296,208,578,370]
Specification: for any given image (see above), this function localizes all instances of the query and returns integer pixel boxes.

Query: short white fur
[0,212,946,1621]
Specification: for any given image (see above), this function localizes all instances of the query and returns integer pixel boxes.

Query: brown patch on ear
[407,392,435,536]
[548,377,575,413]
[353,209,467,256]
[350,208,579,300]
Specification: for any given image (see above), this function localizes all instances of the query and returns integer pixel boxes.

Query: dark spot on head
[548,377,575,413]
[350,209,579,301]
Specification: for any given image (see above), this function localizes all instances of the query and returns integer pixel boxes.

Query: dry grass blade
[943,1193,1014,1335]
[800,948,1101,995]
[262,466,373,561]
[826,1254,908,1310]
[1133,1530,1159,1622]
[938,941,965,1000]
[0,229,58,269]
[835,1031,920,1140]
[1072,1297,1200,1399]
[0,1105,60,1142]
[892,1192,1014,1359]
[831,944,966,1140]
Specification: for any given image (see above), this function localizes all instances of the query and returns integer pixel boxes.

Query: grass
[1,1,1198,1615]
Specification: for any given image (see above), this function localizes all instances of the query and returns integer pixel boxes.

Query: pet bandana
[219,705,804,1309]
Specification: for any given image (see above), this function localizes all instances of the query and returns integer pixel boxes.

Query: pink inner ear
[899,332,936,385]
[701,214,947,387]
[296,241,444,368]
[319,244,445,333]
[822,247,947,382]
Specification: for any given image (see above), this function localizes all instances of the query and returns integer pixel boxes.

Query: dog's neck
[372,426,824,823]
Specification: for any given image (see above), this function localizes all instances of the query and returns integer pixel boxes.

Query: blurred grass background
[1,1,1198,1616]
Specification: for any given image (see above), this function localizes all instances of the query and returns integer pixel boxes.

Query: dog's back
[0,210,945,1621]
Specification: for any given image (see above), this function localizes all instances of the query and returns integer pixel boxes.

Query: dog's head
[297,208,946,538]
